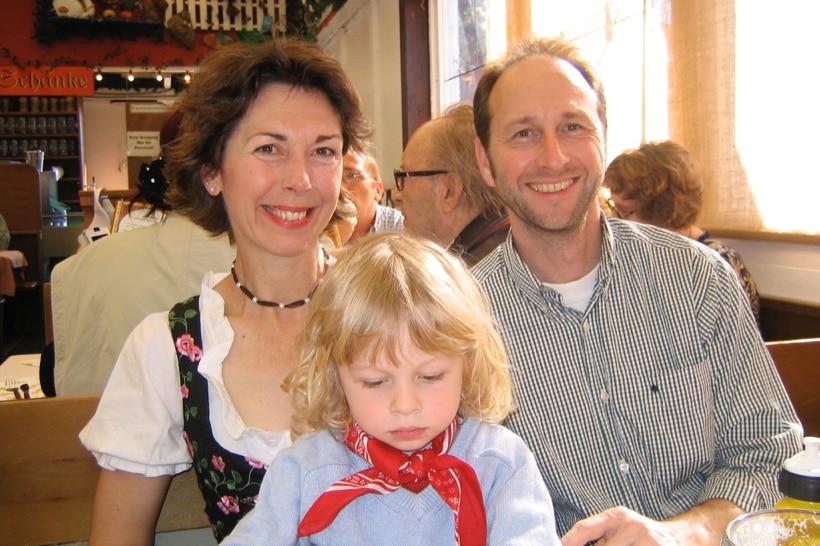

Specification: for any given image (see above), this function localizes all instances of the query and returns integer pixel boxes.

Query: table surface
[0,353,44,400]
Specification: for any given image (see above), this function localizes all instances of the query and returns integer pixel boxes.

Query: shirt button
[599,389,609,401]
[618,459,630,473]
[582,320,590,332]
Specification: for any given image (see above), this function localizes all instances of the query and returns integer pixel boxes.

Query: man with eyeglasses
[342,149,403,242]
[394,103,509,266]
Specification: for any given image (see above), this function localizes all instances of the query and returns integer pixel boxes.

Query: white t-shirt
[541,265,600,312]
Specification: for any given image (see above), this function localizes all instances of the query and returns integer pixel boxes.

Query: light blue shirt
[223,418,561,545]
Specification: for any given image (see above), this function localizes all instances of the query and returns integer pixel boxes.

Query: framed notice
[126,131,161,157]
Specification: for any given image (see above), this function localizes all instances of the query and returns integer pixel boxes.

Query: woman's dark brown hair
[165,39,370,237]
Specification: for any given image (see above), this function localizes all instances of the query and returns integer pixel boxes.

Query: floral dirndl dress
[169,296,266,542]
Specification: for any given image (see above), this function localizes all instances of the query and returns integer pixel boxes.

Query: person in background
[79,39,369,544]
[319,187,358,253]
[604,139,761,324]
[51,110,236,397]
[0,213,9,250]
[341,148,403,241]
[222,233,561,545]
[471,36,801,545]
[395,103,509,266]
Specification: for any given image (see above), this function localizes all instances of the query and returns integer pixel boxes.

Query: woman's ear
[200,165,222,196]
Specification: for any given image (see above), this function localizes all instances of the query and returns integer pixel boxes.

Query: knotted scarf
[297,419,487,545]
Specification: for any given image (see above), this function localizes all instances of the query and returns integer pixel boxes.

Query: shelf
[0,135,78,139]
[0,111,77,117]
[44,16,165,42]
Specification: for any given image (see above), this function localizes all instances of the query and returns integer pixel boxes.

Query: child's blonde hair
[285,232,513,437]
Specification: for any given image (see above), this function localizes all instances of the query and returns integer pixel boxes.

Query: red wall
[2,2,216,68]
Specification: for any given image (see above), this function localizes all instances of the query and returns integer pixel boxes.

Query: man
[396,103,509,266]
[471,37,801,544]
[52,110,236,395]
[342,149,403,242]
[52,213,235,395]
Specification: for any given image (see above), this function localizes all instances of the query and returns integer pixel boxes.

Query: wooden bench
[765,338,820,437]
[0,395,210,546]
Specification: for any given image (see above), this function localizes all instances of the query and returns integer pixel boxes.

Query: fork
[4,379,23,399]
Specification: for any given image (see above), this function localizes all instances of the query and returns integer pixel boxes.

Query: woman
[604,140,760,324]
[80,39,369,544]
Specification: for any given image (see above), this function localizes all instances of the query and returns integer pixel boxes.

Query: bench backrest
[0,395,209,546]
[765,338,820,437]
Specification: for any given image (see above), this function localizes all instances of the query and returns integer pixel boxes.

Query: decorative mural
[31,0,347,48]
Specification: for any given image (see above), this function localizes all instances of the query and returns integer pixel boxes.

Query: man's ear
[440,173,465,214]
[474,136,496,188]
[373,179,385,202]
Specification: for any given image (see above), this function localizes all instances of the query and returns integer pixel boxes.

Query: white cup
[25,149,44,172]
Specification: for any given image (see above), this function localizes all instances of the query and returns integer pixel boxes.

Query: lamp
[126,70,135,82]
[95,69,103,82]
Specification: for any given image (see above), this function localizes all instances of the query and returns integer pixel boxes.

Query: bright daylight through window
[435,0,820,237]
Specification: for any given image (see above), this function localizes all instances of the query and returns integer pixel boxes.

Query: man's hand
[561,500,744,546]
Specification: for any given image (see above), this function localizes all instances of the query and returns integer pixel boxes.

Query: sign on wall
[0,66,95,96]
[126,131,161,157]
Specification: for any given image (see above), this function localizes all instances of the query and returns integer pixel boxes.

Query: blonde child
[223,233,560,545]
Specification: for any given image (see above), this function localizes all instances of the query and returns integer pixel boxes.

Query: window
[433,0,820,238]
[433,0,505,113]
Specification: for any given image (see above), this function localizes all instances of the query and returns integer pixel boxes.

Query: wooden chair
[0,395,209,546]
[0,163,43,288]
[0,163,44,335]
[765,338,820,437]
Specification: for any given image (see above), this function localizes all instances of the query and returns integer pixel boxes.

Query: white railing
[164,0,285,32]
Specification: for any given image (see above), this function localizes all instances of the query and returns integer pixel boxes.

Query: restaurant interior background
[0,0,403,355]
[1,0,819,358]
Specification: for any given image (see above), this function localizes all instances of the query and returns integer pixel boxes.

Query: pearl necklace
[231,248,329,309]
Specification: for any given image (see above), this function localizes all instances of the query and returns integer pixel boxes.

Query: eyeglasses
[602,197,635,220]
[393,169,448,191]
[342,169,372,183]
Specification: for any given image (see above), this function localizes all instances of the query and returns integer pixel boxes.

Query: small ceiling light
[155,70,163,82]
[95,69,103,82]
[183,71,191,84]
[126,70,135,82]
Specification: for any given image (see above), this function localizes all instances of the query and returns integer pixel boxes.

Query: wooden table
[0,353,44,401]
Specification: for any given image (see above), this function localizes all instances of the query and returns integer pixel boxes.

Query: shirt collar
[501,211,616,309]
